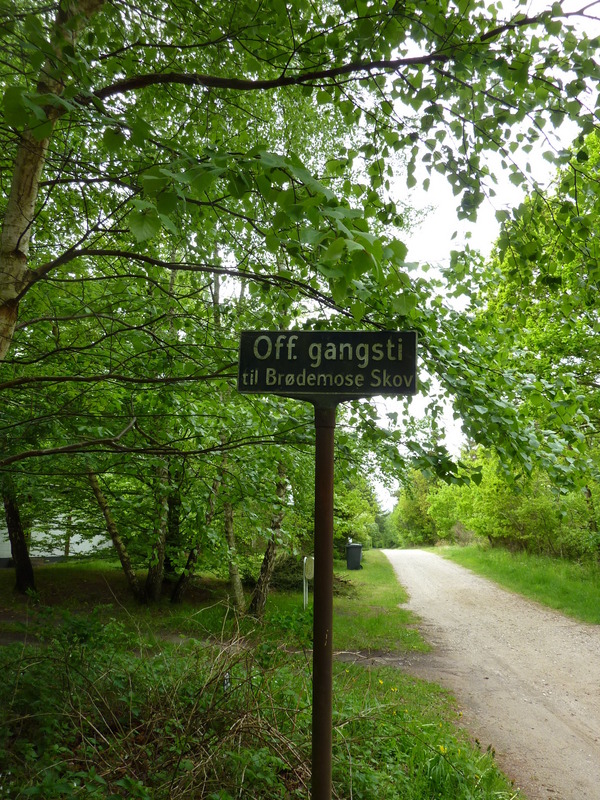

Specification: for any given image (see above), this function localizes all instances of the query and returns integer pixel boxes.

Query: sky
[373,176,537,511]
[373,4,596,509]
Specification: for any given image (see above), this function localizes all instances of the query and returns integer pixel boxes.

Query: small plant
[263,605,313,648]
[0,554,523,799]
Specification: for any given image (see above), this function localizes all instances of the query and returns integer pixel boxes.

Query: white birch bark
[0,0,104,360]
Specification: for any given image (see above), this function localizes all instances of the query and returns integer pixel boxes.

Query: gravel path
[381,549,600,800]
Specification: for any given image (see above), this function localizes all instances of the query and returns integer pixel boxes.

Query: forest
[2,0,600,606]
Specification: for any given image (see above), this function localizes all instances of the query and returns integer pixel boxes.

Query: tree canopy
[2,0,600,593]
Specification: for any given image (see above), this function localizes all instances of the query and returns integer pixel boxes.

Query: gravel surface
[381,549,600,800]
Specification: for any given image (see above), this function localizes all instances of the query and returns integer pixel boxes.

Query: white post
[303,555,314,610]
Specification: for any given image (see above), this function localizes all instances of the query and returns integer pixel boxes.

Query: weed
[0,553,524,799]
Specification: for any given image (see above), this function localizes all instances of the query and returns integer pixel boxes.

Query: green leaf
[350,247,373,277]
[29,118,53,140]
[330,277,348,304]
[129,204,161,242]
[384,239,408,264]
[350,300,366,321]
[158,213,178,235]
[126,114,152,147]
[103,127,126,153]
[3,86,27,126]
[188,165,225,193]
[391,293,417,315]
[156,191,180,215]
[322,237,346,263]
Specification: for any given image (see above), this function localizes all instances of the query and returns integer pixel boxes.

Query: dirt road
[381,549,600,800]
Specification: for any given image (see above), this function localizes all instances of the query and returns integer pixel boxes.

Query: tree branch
[0,429,305,468]
[89,11,561,102]
[21,247,349,317]
[0,417,136,468]
[0,365,237,391]
[92,54,450,101]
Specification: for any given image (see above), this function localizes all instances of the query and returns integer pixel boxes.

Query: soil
[381,549,600,800]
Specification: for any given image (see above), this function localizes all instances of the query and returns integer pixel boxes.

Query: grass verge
[0,553,524,799]
[332,550,427,653]
[441,545,600,624]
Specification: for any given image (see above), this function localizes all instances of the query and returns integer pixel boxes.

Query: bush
[0,612,313,799]
[269,554,306,591]
[0,626,519,800]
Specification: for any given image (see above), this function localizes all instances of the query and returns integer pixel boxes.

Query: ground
[3,553,600,799]
[382,548,600,800]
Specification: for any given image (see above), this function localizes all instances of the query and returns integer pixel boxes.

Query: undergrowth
[0,553,524,799]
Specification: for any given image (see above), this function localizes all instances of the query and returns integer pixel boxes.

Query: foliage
[463,130,600,484]
[263,553,310,592]
[0,553,522,799]
[427,481,473,544]
[333,472,381,554]
[394,449,600,560]
[2,0,600,611]
[2,0,600,548]
[390,469,439,547]
[0,617,313,799]
[371,511,402,549]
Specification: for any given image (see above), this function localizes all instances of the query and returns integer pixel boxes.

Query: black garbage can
[345,542,362,570]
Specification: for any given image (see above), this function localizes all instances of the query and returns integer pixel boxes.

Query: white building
[0,519,110,566]
[0,532,11,563]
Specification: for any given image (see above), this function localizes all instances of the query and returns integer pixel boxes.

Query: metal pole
[311,403,336,800]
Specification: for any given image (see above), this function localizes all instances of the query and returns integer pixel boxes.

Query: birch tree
[2,0,600,522]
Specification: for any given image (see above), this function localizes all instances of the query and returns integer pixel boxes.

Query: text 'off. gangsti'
[238,330,418,400]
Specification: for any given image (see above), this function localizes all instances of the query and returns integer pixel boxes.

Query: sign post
[238,330,417,800]
[303,555,315,610]
[311,402,336,800]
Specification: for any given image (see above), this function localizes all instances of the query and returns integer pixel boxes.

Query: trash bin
[345,542,362,570]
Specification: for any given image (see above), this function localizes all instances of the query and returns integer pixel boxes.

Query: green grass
[332,549,427,652]
[0,553,426,651]
[0,553,525,799]
[441,545,600,624]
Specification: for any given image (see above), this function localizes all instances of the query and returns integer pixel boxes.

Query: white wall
[0,520,110,561]
[0,532,11,560]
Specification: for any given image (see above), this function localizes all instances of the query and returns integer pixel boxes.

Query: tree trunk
[144,465,169,602]
[584,486,598,534]
[87,469,143,601]
[164,462,183,577]
[171,455,226,603]
[248,463,287,617]
[0,0,104,361]
[224,501,245,611]
[1,477,35,594]
[164,488,182,577]
[248,537,278,618]
[64,513,72,559]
